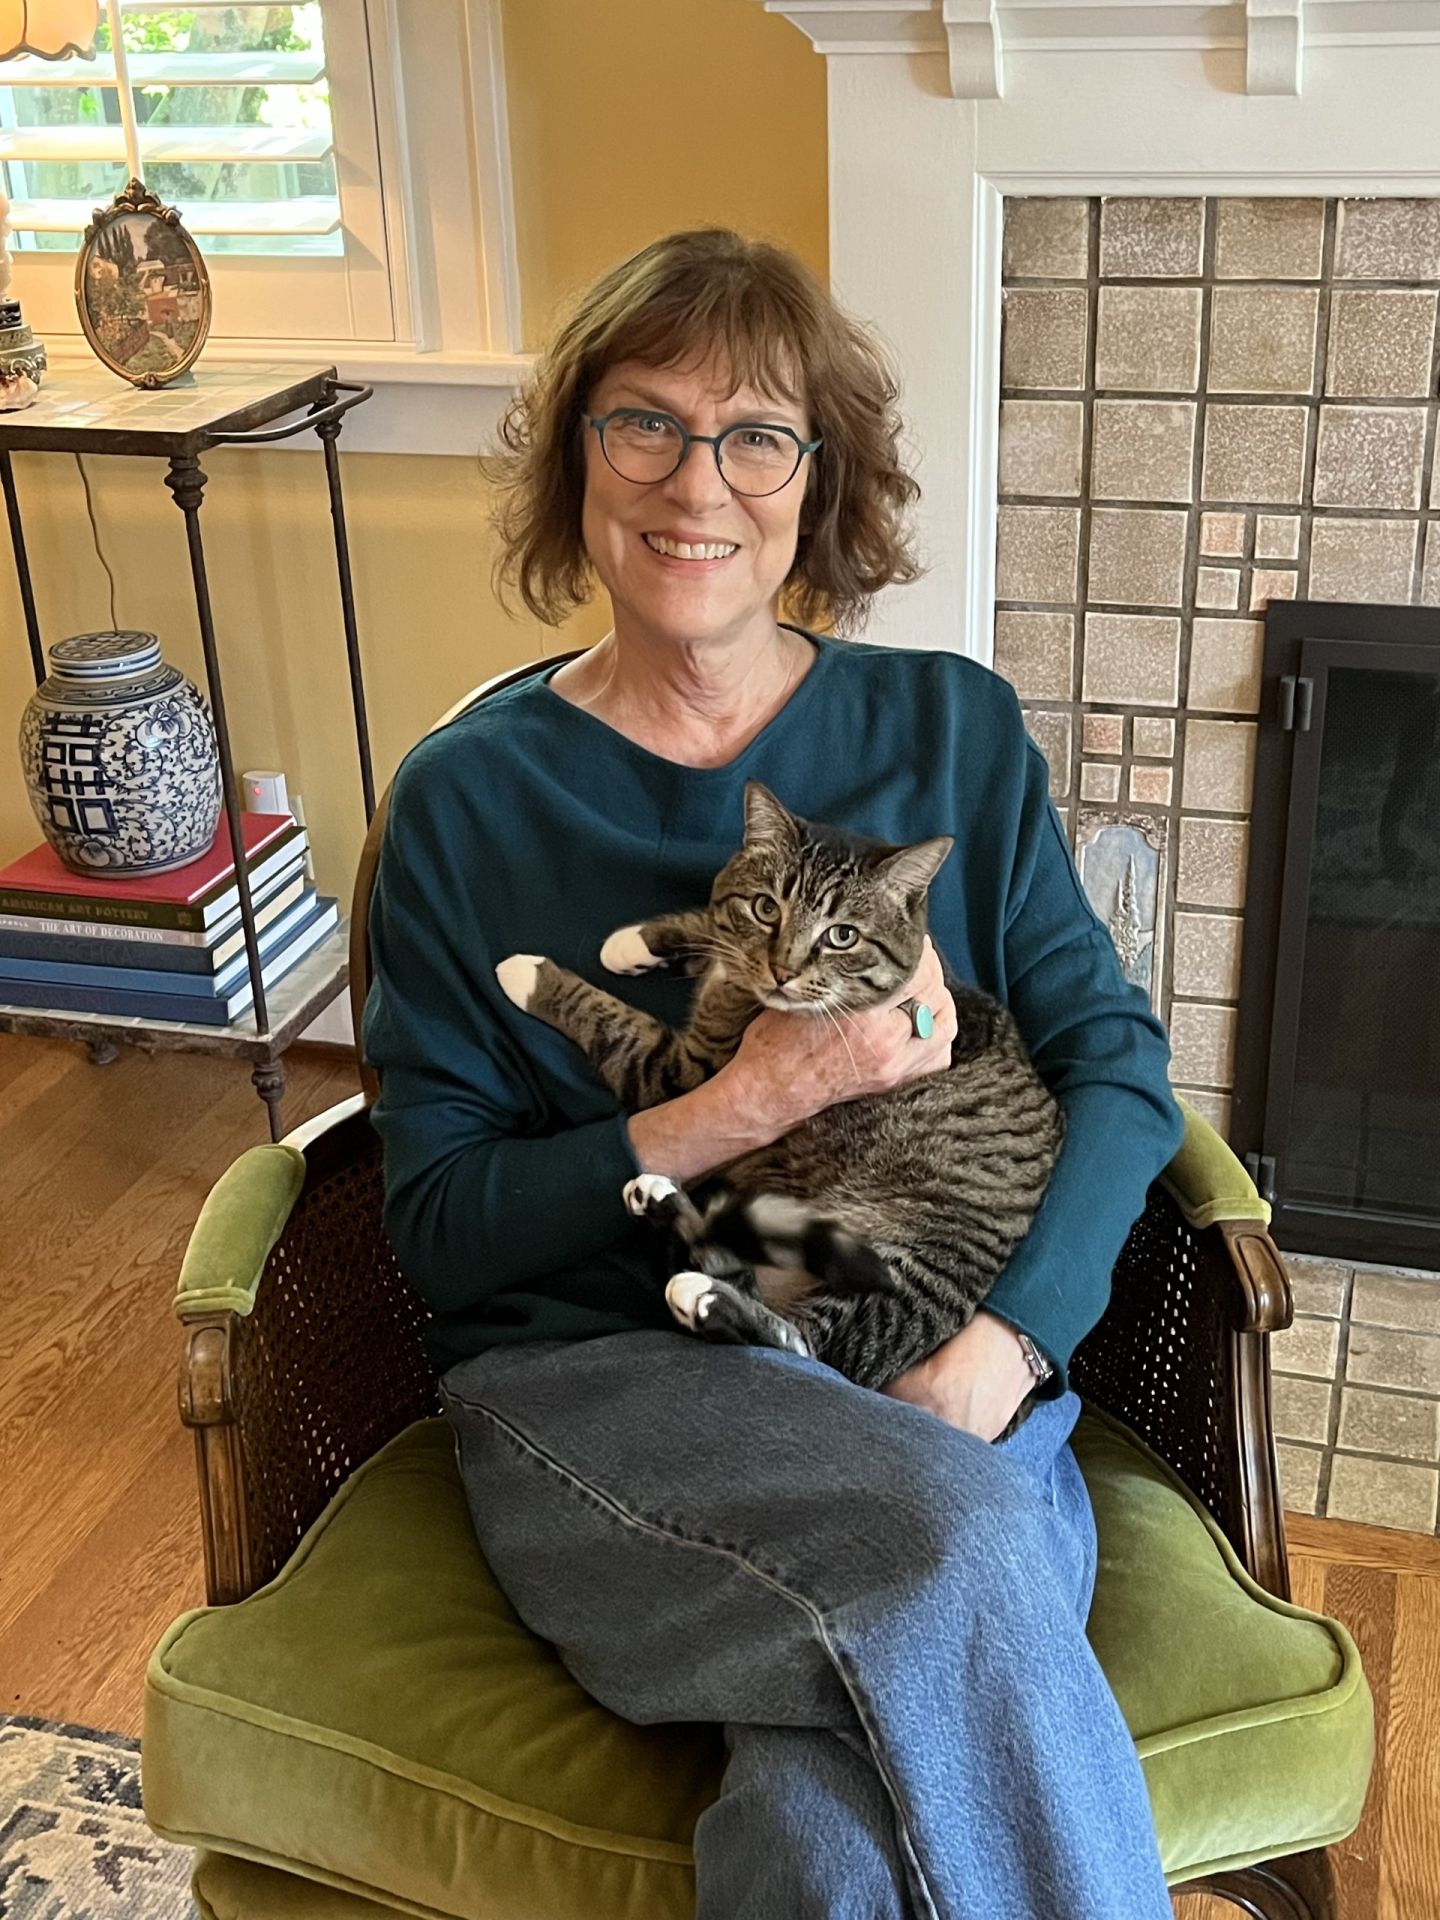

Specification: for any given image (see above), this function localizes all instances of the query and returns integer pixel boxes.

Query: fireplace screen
[1239,606,1440,1267]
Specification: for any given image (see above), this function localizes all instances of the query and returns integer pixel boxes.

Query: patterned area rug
[0,1714,198,1918]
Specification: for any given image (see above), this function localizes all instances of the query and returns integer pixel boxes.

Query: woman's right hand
[722,936,957,1139]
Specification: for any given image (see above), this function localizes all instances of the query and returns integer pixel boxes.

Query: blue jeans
[440,1331,1171,1920]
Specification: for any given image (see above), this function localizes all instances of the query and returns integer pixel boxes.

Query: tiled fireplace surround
[996,193,1440,1533]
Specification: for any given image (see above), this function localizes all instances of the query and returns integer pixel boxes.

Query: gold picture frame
[74,179,212,390]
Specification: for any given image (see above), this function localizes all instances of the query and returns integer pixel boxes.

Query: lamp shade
[0,0,99,60]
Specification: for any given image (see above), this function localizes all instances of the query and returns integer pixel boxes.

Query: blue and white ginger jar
[19,630,221,876]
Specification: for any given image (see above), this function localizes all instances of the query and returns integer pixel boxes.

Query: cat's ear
[876,836,954,898]
[743,782,799,848]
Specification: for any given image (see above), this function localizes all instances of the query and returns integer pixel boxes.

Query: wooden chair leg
[1179,1847,1337,1920]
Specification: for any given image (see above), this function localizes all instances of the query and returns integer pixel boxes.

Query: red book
[0,814,307,931]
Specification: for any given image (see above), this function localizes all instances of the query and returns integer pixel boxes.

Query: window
[1,0,522,378]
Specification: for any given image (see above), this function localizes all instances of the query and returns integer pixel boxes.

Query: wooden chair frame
[175,653,1340,1919]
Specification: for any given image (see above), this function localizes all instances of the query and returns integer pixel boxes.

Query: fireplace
[1233,602,1440,1267]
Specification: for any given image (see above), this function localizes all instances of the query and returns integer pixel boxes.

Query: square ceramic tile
[1023,707,1073,799]
[1187,620,1264,714]
[1214,198,1325,280]
[1200,512,1247,557]
[1099,197,1205,277]
[1087,508,1189,607]
[1309,519,1418,603]
[1255,515,1300,561]
[1346,1324,1440,1395]
[1273,1374,1334,1444]
[1177,818,1250,908]
[1335,198,1440,280]
[1001,288,1089,389]
[994,611,1075,701]
[1271,1314,1342,1379]
[1128,764,1173,805]
[1277,1443,1324,1516]
[1092,401,1196,503]
[1167,1002,1237,1087]
[1172,912,1243,999]
[1202,404,1308,505]
[1094,286,1202,392]
[1337,1388,1440,1463]
[1181,719,1258,813]
[1250,569,1299,611]
[1351,1272,1440,1336]
[1326,1454,1439,1533]
[1326,290,1439,399]
[1284,1257,1348,1317]
[996,505,1081,603]
[999,399,1085,496]
[1207,287,1319,394]
[1133,716,1175,758]
[1081,712,1124,755]
[1176,1087,1232,1136]
[1313,406,1426,512]
[1424,524,1440,608]
[1081,762,1122,802]
[1196,567,1241,610]
[1003,198,1091,279]
[1081,613,1182,705]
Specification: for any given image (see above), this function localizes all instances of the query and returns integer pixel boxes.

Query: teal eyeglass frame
[586,407,822,496]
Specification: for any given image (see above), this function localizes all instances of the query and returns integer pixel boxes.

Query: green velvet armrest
[1161,1097,1271,1232]
[173,1143,306,1321]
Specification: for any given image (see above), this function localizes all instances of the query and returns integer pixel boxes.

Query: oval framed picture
[74,180,212,389]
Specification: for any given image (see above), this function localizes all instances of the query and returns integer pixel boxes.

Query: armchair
[141,656,1373,1920]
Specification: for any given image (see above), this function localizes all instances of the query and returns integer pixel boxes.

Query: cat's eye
[823,924,859,949]
[752,894,781,924]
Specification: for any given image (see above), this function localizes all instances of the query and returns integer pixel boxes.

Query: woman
[363,228,1184,1920]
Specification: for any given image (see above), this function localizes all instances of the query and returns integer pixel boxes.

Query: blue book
[0,899,339,1027]
[0,889,326,999]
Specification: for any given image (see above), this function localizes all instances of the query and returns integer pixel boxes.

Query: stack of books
[0,813,340,1028]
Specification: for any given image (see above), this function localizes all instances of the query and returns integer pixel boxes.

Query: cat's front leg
[600,907,714,976]
[496,954,710,1108]
[666,1272,814,1359]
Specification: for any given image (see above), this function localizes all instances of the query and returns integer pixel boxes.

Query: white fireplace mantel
[761,0,1440,99]
[753,4,1440,661]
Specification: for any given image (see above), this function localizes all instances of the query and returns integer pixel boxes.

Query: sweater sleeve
[981,708,1186,1391]
[361,753,641,1315]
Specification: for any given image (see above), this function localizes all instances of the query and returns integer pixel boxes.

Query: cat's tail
[705,1192,896,1298]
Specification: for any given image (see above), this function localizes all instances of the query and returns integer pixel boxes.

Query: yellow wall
[0,0,826,903]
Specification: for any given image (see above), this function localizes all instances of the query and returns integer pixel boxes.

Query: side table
[0,364,375,1140]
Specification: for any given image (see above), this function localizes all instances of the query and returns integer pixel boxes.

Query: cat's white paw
[624,1173,679,1217]
[601,924,663,974]
[496,954,545,1009]
[666,1272,715,1329]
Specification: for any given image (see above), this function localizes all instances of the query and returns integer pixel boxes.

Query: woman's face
[581,352,813,650]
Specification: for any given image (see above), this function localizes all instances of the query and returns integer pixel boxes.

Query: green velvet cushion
[144,1412,1371,1920]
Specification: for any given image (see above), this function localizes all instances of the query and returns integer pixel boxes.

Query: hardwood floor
[3,1033,1437,1916]
[0,1033,359,1734]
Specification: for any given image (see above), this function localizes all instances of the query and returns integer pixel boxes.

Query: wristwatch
[1015,1331,1054,1386]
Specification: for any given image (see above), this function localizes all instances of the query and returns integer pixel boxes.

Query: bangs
[588,273,809,410]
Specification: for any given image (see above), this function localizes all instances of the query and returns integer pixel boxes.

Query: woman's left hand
[880,1310,1037,1442]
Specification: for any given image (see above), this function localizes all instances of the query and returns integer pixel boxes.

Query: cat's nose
[772,964,797,985]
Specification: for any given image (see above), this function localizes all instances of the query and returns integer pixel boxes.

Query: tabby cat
[495,782,1064,1396]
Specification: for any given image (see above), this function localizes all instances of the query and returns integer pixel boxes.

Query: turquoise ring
[899,997,934,1041]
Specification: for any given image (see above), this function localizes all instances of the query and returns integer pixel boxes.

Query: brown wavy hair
[480,228,922,636]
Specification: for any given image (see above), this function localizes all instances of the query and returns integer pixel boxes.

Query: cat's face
[709,783,952,1014]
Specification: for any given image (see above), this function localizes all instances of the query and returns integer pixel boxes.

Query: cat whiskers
[816,1000,864,1090]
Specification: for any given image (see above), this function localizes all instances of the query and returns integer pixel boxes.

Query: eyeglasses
[586,408,821,498]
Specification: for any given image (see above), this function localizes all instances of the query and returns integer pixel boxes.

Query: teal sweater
[363,632,1184,1390]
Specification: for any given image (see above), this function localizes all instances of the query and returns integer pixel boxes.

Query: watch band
[1015,1331,1054,1384]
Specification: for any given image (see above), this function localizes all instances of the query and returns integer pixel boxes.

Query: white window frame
[12,0,529,454]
